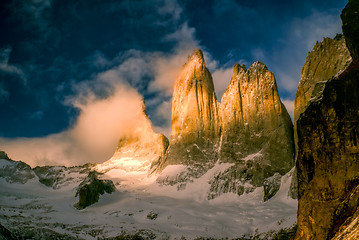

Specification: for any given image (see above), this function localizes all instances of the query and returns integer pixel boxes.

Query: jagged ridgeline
[154,49,295,200]
[294,35,351,154]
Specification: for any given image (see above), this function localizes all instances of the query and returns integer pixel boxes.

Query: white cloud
[0,88,9,100]
[10,0,53,32]
[282,99,295,121]
[157,0,182,22]
[0,12,245,167]
[0,47,27,85]
[163,23,199,52]
[212,67,233,101]
[251,10,343,96]
[0,84,151,167]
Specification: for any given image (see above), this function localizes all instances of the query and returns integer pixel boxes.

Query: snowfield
[0,158,297,239]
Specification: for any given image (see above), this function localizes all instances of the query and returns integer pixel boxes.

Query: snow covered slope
[0,156,297,239]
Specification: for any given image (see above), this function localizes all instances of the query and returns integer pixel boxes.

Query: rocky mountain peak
[215,61,294,200]
[156,48,220,178]
[188,48,205,62]
[168,48,220,143]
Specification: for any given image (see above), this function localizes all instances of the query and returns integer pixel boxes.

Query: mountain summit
[212,61,294,200]
[157,49,220,178]
[154,50,295,201]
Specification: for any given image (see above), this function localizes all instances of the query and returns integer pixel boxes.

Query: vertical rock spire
[210,61,294,200]
[157,49,220,177]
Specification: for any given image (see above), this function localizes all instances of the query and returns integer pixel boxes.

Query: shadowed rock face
[291,35,351,200]
[74,171,116,210]
[295,1,359,239]
[341,0,359,63]
[158,49,220,177]
[210,62,294,200]
[294,36,351,153]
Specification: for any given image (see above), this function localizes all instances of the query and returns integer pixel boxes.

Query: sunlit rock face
[295,1,359,239]
[96,101,169,174]
[209,62,294,200]
[157,49,220,178]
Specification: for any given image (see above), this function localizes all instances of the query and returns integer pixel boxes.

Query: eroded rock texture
[209,62,294,200]
[74,171,116,210]
[291,31,351,201]
[158,49,220,177]
[295,2,359,239]
[294,36,351,151]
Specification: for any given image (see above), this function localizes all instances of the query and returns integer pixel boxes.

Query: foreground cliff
[294,35,351,152]
[295,1,359,239]
[210,62,294,200]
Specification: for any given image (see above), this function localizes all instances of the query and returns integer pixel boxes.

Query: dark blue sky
[0,0,348,140]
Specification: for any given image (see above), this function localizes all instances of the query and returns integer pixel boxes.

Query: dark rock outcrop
[341,0,359,63]
[0,151,35,184]
[0,223,17,240]
[74,171,116,210]
[291,35,351,200]
[294,36,351,152]
[295,2,359,239]
[33,164,93,189]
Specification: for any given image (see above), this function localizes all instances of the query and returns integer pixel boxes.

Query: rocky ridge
[154,49,295,200]
[294,1,359,239]
[294,35,351,153]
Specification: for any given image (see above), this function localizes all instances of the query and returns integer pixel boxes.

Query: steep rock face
[295,65,359,240]
[97,101,169,175]
[295,2,359,239]
[294,36,351,150]
[209,62,294,200]
[157,49,220,178]
[341,0,359,63]
[291,35,351,200]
